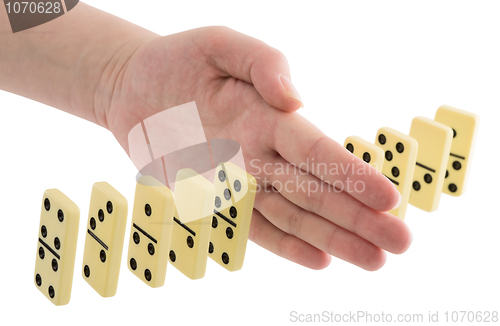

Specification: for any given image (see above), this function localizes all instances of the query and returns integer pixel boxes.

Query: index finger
[271,111,400,212]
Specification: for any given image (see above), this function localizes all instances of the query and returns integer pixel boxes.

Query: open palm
[105,27,411,271]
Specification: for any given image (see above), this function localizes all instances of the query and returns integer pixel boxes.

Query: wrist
[80,34,157,130]
[0,2,158,129]
[66,4,159,130]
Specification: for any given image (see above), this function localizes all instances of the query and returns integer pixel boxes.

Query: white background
[1,1,499,325]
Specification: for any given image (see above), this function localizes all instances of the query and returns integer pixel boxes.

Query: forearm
[0,2,157,128]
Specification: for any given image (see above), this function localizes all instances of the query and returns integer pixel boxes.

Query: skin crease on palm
[102,27,412,271]
[0,3,412,271]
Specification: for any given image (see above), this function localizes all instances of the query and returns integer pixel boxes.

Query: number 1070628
[5,2,62,14]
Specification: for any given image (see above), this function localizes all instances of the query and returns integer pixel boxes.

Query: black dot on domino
[133,232,140,244]
[144,269,152,282]
[98,209,104,222]
[452,128,457,138]
[100,250,106,262]
[39,247,45,259]
[224,188,231,201]
[54,237,60,250]
[385,151,393,161]
[90,217,96,230]
[363,152,371,163]
[392,167,400,178]
[208,242,214,254]
[148,243,155,255]
[449,183,458,193]
[107,201,113,214]
[145,203,152,217]
[186,236,194,248]
[230,206,237,218]
[346,143,354,153]
[413,181,421,191]
[424,173,432,184]
[52,259,58,272]
[445,170,449,178]
[378,134,386,145]
[41,225,47,238]
[221,253,229,265]
[84,265,90,277]
[234,180,241,192]
[218,170,226,182]
[212,216,218,228]
[57,209,64,222]
[396,142,404,153]
[453,161,461,170]
[130,258,137,270]
[35,274,42,286]
[169,250,176,262]
[48,286,55,299]
[215,196,221,208]
[226,227,234,239]
[44,198,50,211]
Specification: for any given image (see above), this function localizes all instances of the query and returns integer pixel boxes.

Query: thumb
[197,26,304,112]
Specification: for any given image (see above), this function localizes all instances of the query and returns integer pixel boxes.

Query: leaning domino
[34,189,79,305]
[209,162,256,271]
[344,135,385,172]
[168,169,215,280]
[82,182,128,297]
[435,105,479,196]
[375,127,418,220]
[127,176,175,287]
[409,117,453,212]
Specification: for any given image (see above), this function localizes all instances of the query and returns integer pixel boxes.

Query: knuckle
[351,202,366,236]
[248,209,262,242]
[306,182,327,214]
[327,226,340,254]
[253,191,264,209]
[307,136,327,168]
[206,25,232,36]
[287,207,304,236]
[202,26,234,49]
[270,48,288,64]
[253,189,270,211]
[254,45,289,68]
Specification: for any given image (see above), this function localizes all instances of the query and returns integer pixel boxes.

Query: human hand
[100,26,412,271]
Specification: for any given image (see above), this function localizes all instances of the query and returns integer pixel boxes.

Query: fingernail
[393,192,403,210]
[280,75,304,108]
